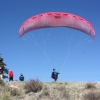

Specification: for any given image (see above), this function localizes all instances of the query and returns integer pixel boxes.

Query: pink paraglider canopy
[19,12,95,39]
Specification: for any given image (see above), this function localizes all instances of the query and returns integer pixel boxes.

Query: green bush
[24,78,43,93]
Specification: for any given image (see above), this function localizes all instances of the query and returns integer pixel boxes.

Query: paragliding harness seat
[51,72,59,81]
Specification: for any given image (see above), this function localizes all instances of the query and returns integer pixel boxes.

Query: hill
[0,80,100,100]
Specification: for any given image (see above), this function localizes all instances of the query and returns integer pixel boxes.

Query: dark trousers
[9,77,13,81]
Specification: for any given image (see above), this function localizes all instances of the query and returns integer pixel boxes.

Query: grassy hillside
[0,79,100,100]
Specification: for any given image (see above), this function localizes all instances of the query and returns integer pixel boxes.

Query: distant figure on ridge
[0,67,3,80]
[8,70,14,81]
[51,68,60,81]
[19,74,24,81]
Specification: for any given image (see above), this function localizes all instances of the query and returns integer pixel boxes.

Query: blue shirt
[53,70,58,74]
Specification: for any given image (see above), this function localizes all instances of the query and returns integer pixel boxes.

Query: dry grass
[85,82,96,89]
[0,81,25,100]
[0,80,5,86]
[83,91,100,100]
[1,80,100,100]
[24,78,43,93]
[0,83,12,100]
[36,82,70,100]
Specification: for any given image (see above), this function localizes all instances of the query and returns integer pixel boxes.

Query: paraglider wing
[19,12,95,39]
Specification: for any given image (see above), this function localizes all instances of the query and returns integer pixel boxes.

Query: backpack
[20,75,24,81]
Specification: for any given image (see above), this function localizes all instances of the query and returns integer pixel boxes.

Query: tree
[0,54,9,79]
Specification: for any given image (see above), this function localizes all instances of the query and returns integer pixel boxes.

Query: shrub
[85,82,96,89]
[42,86,50,97]
[24,78,43,93]
[39,86,50,98]
[0,94,11,100]
[0,80,5,86]
[57,85,70,99]
[49,84,70,99]
[10,88,20,96]
[83,91,100,100]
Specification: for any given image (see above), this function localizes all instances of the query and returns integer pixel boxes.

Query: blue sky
[0,0,100,82]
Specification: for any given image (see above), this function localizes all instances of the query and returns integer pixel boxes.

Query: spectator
[19,74,24,81]
[8,70,14,81]
[0,67,3,80]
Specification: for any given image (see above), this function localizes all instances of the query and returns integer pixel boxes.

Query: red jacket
[8,71,14,77]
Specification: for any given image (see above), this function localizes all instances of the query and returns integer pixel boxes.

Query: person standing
[19,74,24,81]
[0,67,3,80]
[8,70,14,81]
[51,69,60,81]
